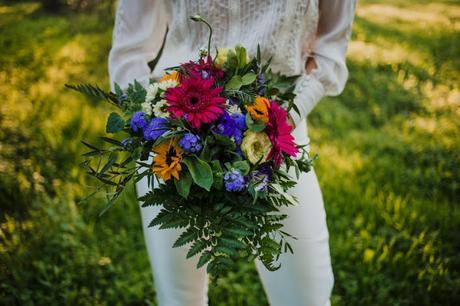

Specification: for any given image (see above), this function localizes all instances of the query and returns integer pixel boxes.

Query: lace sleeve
[108,0,168,90]
[289,0,357,127]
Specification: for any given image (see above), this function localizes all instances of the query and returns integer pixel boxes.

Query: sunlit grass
[0,0,459,305]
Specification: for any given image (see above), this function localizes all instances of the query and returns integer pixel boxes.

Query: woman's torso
[152,0,317,146]
[153,0,319,79]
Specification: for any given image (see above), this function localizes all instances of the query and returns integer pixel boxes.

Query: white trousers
[136,120,334,306]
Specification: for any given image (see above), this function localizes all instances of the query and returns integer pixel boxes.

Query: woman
[109,1,356,305]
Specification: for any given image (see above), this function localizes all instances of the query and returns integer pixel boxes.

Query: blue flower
[215,112,246,142]
[130,112,148,133]
[143,117,169,141]
[214,112,237,137]
[179,133,203,153]
[224,169,246,192]
[233,129,243,145]
[231,113,246,131]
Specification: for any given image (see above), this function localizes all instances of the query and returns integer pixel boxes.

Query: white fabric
[108,0,356,126]
[137,157,333,306]
[108,1,356,305]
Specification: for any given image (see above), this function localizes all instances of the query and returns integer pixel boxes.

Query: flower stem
[190,15,213,57]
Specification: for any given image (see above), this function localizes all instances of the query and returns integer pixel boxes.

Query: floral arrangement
[68,16,315,277]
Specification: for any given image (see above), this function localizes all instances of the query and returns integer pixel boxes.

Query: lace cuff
[288,70,325,127]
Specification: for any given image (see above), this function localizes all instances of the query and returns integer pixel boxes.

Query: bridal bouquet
[68,16,315,277]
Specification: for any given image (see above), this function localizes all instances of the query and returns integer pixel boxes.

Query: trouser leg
[136,174,209,306]
[255,168,334,306]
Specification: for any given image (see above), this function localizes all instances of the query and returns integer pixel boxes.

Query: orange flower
[151,138,183,181]
[246,96,270,123]
[160,71,180,83]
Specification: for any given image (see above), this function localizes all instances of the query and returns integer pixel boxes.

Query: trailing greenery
[0,0,458,305]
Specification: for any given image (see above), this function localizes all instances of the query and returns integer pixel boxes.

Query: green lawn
[0,1,459,305]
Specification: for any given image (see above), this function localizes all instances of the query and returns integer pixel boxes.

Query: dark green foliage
[140,180,297,277]
[105,112,125,133]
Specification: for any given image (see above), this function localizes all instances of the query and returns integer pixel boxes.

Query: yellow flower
[151,138,183,181]
[241,130,272,164]
[246,96,270,123]
[160,71,180,83]
[215,48,231,68]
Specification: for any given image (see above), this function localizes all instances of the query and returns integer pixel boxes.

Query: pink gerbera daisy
[165,77,226,129]
[266,101,299,168]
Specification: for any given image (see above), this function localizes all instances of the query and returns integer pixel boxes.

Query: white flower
[226,100,242,114]
[153,99,169,118]
[158,80,178,92]
[141,102,153,115]
[145,83,159,102]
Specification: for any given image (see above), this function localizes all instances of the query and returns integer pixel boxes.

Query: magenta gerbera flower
[266,101,299,168]
[165,77,226,129]
[181,55,224,79]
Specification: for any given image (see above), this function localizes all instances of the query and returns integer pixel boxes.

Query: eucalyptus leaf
[241,73,257,85]
[183,156,213,191]
[106,112,125,133]
[175,170,193,198]
[225,75,243,90]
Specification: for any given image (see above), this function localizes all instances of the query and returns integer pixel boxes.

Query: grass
[0,0,459,305]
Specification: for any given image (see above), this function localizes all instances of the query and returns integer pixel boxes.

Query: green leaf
[235,45,248,68]
[159,218,189,229]
[225,75,243,90]
[183,156,213,191]
[197,251,213,269]
[210,160,224,190]
[241,73,257,85]
[106,112,125,133]
[233,160,250,175]
[148,26,168,72]
[100,136,122,146]
[148,209,174,227]
[187,240,206,259]
[99,153,117,176]
[174,170,192,198]
[220,237,245,249]
[65,83,119,105]
[223,227,253,238]
[270,183,298,205]
[257,44,261,63]
[245,113,266,132]
[173,227,198,248]
[215,246,239,257]
[114,83,123,96]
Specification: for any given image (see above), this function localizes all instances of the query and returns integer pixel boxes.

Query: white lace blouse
[108,0,356,127]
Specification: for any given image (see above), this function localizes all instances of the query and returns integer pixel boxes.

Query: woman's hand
[287,56,317,129]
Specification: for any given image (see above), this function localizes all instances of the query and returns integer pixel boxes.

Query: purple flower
[215,112,246,141]
[257,74,266,95]
[143,117,169,141]
[121,138,134,148]
[179,133,203,153]
[231,113,246,130]
[257,73,265,86]
[228,97,239,105]
[201,70,210,79]
[233,129,243,145]
[130,112,148,133]
[214,112,237,137]
[249,166,272,192]
[224,169,246,192]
